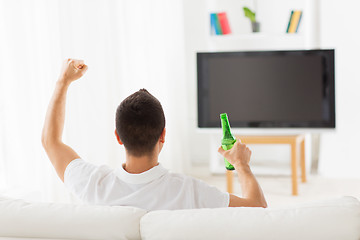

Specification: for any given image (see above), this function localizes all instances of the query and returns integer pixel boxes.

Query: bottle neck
[221,117,233,139]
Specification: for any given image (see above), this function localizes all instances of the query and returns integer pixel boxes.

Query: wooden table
[226,135,306,196]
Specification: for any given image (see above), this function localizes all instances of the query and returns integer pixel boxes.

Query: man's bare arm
[41,59,88,182]
[218,139,267,208]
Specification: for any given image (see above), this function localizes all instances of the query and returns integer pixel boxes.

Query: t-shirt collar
[115,163,168,184]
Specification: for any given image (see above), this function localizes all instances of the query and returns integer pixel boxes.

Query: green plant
[243,7,256,22]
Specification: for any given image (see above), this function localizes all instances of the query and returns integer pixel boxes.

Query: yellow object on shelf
[288,10,302,33]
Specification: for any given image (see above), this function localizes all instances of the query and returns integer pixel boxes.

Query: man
[42,59,267,210]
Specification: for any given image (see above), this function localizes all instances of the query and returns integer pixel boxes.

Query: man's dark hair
[116,89,165,156]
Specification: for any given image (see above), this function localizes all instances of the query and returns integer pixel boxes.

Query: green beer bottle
[220,113,236,170]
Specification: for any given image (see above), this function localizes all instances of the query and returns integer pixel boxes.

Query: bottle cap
[220,113,228,119]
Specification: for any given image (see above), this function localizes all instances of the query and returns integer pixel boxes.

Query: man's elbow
[41,135,51,149]
[41,135,48,148]
[256,200,268,208]
[41,135,60,150]
[249,199,267,208]
[41,129,48,148]
[260,202,268,208]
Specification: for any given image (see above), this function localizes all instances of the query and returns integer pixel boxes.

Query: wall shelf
[209,33,304,40]
[207,33,309,52]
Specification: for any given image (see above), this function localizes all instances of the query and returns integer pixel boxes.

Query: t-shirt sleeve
[192,178,230,208]
[64,158,113,204]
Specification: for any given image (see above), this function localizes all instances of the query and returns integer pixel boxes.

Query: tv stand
[226,135,306,196]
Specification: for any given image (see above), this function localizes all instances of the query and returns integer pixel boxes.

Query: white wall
[318,0,360,178]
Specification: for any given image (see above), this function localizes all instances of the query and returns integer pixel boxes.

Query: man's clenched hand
[218,138,252,170]
[58,58,88,84]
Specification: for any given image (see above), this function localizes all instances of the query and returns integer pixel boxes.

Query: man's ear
[114,130,123,145]
[160,128,166,143]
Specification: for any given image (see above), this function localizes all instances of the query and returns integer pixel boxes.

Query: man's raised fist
[59,58,88,83]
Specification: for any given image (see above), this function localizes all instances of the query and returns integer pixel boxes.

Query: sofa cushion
[140,196,360,240]
[0,238,67,240]
[0,196,146,240]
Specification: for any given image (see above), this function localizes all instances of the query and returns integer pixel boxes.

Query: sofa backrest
[140,196,360,240]
[1,196,359,240]
[0,196,146,240]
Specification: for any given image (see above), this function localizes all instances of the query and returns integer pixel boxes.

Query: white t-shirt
[64,159,229,211]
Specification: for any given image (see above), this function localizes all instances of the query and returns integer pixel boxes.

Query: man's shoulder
[65,158,115,182]
[67,159,113,171]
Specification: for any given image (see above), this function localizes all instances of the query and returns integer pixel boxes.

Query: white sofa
[0,196,359,240]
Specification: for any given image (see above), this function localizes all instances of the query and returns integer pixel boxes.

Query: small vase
[251,22,260,32]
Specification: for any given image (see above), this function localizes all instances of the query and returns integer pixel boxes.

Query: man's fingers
[67,59,84,68]
[218,146,226,156]
[75,60,84,68]
[218,146,230,159]
[81,64,88,73]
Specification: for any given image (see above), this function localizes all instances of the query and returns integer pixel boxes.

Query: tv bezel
[197,49,335,129]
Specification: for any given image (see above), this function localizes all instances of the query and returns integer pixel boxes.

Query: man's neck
[123,153,159,174]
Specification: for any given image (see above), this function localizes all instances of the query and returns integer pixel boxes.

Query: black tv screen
[197,49,335,128]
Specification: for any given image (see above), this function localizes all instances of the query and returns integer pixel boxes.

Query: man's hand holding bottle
[218,139,252,172]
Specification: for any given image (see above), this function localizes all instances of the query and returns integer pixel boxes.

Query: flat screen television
[197,49,335,129]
